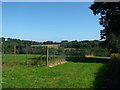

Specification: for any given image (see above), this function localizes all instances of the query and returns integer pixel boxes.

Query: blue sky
[0,2,2,37]
[2,2,103,42]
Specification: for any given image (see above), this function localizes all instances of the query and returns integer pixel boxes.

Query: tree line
[1,37,111,57]
[90,2,120,53]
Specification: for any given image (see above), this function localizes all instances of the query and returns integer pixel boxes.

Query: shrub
[111,53,120,64]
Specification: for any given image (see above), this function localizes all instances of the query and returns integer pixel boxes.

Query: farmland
[2,1,120,88]
[2,54,110,88]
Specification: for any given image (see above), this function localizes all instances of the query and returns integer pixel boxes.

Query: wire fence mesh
[2,44,67,66]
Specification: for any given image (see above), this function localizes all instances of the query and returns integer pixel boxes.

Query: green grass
[3,54,66,62]
[2,54,111,88]
[2,62,104,88]
[3,54,42,62]
[3,54,66,66]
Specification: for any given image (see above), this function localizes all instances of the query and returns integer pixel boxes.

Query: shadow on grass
[67,56,120,88]
[66,57,110,63]
[93,62,120,88]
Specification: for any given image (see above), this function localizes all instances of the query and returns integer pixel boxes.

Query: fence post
[14,45,16,65]
[46,46,49,66]
[26,44,28,65]
[2,46,4,64]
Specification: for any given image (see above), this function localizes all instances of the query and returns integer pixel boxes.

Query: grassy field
[2,62,104,88]
[3,54,42,63]
[2,54,110,88]
[3,54,36,65]
[2,54,66,66]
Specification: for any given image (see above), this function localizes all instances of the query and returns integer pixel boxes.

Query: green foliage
[90,2,120,53]
[111,53,120,64]
[91,47,111,57]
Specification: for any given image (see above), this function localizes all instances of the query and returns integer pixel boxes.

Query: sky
[2,2,103,42]
[0,2,2,37]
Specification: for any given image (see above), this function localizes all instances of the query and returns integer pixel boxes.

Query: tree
[90,2,120,53]
[43,41,53,44]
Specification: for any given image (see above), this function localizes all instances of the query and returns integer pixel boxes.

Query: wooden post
[14,45,16,65]
[26,44,28,65]
[2,46,4,64]
[46,46,49,66]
